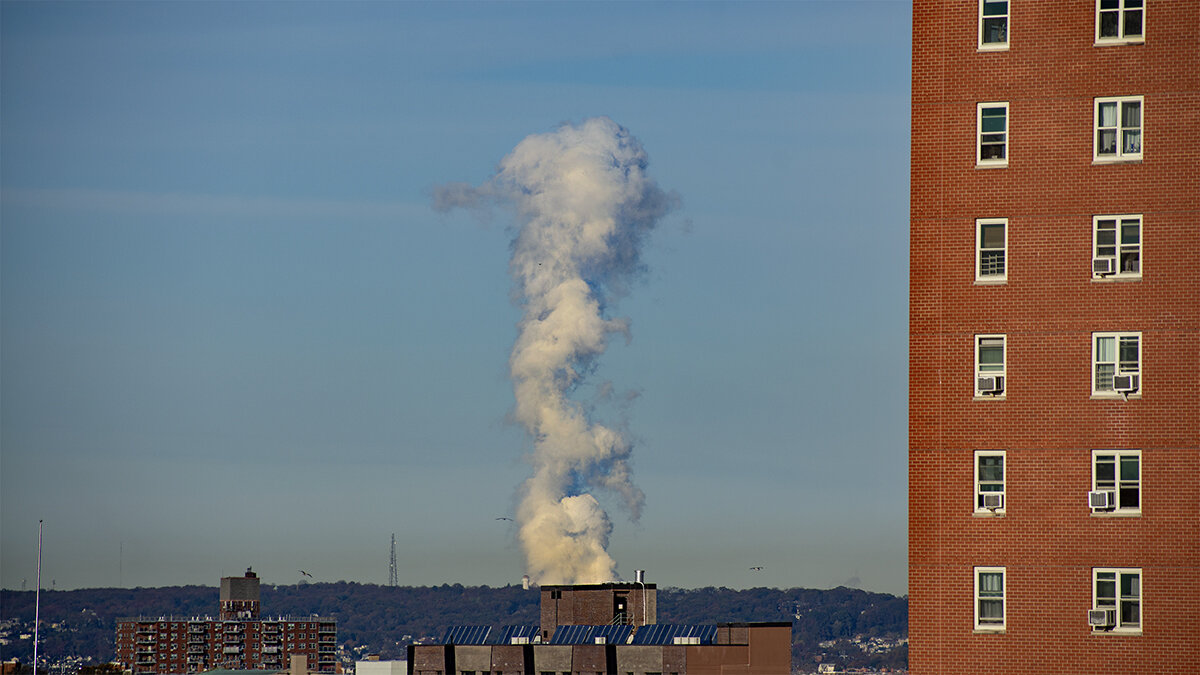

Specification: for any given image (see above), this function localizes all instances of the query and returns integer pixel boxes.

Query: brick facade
[409,625,790,675]
[413,584,789,675]
[539,583,657,641]
[115,571,336,674]
[910,2,1199,673]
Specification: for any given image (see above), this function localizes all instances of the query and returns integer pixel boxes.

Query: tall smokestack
[434,117,674,585]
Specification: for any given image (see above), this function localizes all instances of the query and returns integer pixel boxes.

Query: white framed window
[974,567,1006,631]
[977,102,1008,166]
[979,1,1008,50]
[975,450,1005,513]
[1096,0,1144,44]
[1092,449,1140,514]
[1092,332,1140,395]
[976,218,1007,282]
[1092,215,1141,278]
[1092,568,1141,632]
[1095,96,1142,161]
[975,334,1006,397]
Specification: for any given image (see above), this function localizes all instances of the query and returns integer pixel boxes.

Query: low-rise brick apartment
[116,569,337,674]
[909,1,1198,673]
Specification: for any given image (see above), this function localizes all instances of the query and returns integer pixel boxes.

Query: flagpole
[33,520,43,675]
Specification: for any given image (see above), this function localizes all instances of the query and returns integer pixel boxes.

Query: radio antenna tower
[388,533,398,587]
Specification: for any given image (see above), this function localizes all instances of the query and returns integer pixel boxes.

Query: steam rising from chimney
[434,117,674,584]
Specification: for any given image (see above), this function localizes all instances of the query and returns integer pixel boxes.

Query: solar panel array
[441,625,490,644]
[548,624,633,645]
[491,625,540,644]
[595,625,634,645]
[441,625,542,645]
[630,624,718,645]
[443,623,718,646]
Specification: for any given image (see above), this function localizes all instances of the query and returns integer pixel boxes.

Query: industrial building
[408,581,791,675]
[115,569,338,675]
[909,1,1198,673]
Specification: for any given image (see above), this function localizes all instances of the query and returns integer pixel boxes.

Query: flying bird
[299,570,313,578]
[749,566,764,571]
[496,517,514,521]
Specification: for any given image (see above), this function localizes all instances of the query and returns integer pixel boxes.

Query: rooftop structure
[221,568,262,620]
[409,581,791,675]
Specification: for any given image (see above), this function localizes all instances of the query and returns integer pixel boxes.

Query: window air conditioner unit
[1088,608,1116,628]
[1113,373,1139,393]
[1089,490,1115,509]
[1093,257,1116,276]
[982,493,1004,510]
[977,376,1004,395]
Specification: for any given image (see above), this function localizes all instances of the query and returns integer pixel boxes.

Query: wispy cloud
[2,187,425,222]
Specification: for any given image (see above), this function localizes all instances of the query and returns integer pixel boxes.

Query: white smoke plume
[434,117,674,584]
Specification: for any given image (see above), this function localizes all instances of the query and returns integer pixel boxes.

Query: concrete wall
[453,646,490,673]
[219,570,261,620]
[531,645,572,673]
[614,646,663,675]
[355,659,407,675]
[220,571,261,602]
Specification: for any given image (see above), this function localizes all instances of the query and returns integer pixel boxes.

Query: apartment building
[115,569,337,675]
[909,1,1199,673]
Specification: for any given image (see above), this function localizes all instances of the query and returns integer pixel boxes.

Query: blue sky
[1,1,910,595]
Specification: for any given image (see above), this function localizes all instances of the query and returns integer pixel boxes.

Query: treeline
[0,584,906,670]
[659,586,907,671]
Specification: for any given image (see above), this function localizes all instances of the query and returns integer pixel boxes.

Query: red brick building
[115,569,337,674]
[409,583,791,675]
[538,583,657,642]
[909,1,1199,673]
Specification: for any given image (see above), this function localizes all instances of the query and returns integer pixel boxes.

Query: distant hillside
[0,584,906,672]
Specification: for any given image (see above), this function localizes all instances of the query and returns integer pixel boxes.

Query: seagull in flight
[749,566,764,571]
[299,570,313,578]
[496,517,514,521]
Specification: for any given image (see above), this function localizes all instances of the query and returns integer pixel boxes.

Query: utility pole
[388,534,398,587]
[34,520,43,675]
